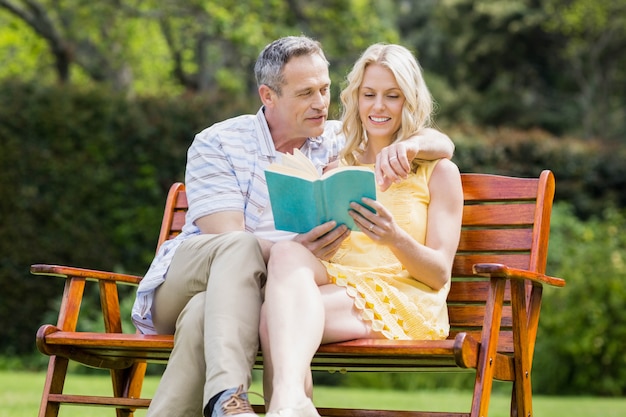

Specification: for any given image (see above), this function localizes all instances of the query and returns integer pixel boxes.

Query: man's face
[271,54,331,141]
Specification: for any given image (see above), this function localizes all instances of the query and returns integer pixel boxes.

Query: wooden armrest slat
[472,263,566,287]
[30,264,142,285]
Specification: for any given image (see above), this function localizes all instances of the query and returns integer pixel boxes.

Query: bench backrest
[157,171,555,354]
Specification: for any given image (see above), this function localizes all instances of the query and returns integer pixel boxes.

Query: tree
[542,0,626,139]
[153,0,399,97]
[407,0,565,130]
[0,0,144,90]
[394,0,626,139]
[0,0,399,98]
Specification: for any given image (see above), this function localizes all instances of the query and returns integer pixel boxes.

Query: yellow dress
[322,159,450,340]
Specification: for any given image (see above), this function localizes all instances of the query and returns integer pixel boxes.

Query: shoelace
[221,385,264,416]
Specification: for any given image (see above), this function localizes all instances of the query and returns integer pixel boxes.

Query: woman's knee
[268,240,305,269]
[266,241,323,290]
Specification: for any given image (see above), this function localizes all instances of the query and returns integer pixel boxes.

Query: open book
[265,149,376,233]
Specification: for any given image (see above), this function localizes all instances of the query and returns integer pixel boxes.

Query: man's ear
[258,85,275,107]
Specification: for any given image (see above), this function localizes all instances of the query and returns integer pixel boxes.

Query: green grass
[2,370,625,417]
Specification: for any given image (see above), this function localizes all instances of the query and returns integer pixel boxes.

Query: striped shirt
[132,107,344,334]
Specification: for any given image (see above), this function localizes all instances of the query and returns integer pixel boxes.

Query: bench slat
[458,228,533,251]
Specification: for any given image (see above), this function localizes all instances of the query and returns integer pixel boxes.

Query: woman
[259,43,464,417]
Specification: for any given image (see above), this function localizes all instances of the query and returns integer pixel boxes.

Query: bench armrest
[31,263,142,333]
[472,263,565,287]
[30,264,142,285]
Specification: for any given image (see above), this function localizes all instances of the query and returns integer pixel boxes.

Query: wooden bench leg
[511,281,533,417]
[510,383,518,417]
[111,362,148,417]
[470,278,506,417]
[39,355,69,417]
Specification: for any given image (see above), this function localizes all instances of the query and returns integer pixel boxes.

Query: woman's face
[358,63,405,144]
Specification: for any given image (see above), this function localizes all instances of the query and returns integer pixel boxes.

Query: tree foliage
[0,0,143,89]
[0,0,398,98]
[395,0,626,139]
[541,0,626,139]
[535,203,626,396]
[2,0,624,138]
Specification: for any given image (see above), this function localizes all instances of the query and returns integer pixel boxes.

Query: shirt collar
[256,106,324,156]
[255,107,275,157]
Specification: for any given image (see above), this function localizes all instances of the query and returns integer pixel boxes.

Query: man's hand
[293,221,350,261]
[375,140,418,191]
[375,128,454,191]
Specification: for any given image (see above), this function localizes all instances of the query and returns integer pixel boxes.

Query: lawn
[2,370,625,417]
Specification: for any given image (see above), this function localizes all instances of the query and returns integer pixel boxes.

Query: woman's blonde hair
[339,44,433,165]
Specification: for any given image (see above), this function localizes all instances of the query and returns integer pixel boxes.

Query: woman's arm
[408,128,455,160]
[349,158,463,290]
[397,159,463,289]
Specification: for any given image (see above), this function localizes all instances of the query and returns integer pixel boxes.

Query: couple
[131,35,463,417]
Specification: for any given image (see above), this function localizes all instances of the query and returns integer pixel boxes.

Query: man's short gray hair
[254,36,329,95]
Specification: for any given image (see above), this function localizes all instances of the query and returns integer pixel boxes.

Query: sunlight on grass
[2,370,625,417]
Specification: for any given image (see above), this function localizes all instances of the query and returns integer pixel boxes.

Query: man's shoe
[212,385,258,417]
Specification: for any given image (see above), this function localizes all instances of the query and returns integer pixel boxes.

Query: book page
[290,148,320,178]
[266,148,320,181]
[320,164,373,180]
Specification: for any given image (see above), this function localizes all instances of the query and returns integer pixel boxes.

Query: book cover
[265,149,376,233]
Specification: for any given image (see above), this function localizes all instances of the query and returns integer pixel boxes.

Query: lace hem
[330,268,446,341]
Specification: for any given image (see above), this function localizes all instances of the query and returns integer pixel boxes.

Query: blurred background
[0,0,625,397]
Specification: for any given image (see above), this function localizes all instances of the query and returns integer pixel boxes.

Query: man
[131,35,454,417]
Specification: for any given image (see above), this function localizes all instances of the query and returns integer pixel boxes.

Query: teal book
[265,149,376,233]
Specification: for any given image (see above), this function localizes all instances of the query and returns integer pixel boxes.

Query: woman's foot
[265,399,320,417]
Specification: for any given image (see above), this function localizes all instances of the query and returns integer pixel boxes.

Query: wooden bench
[31,170,565,417]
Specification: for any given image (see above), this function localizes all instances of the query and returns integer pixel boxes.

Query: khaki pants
[146,231,266,417]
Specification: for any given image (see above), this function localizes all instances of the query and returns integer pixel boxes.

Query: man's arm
[376,127,454,191]
[408,127,455,160]
[196,211,276,263]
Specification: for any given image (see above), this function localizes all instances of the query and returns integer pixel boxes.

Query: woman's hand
[348,198,402,244]
[293,221,350,261]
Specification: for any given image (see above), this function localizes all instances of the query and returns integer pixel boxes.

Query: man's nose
[311,91,328,109]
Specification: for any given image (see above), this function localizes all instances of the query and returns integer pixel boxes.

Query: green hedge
[0,81,246,355]
[535,204,626,396]
[448,125,626,220]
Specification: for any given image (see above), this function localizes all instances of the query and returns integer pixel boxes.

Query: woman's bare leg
[260,241,383,413]
[260,240,327,412]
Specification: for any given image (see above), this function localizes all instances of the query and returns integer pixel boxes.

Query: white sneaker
[265,399,320,417]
